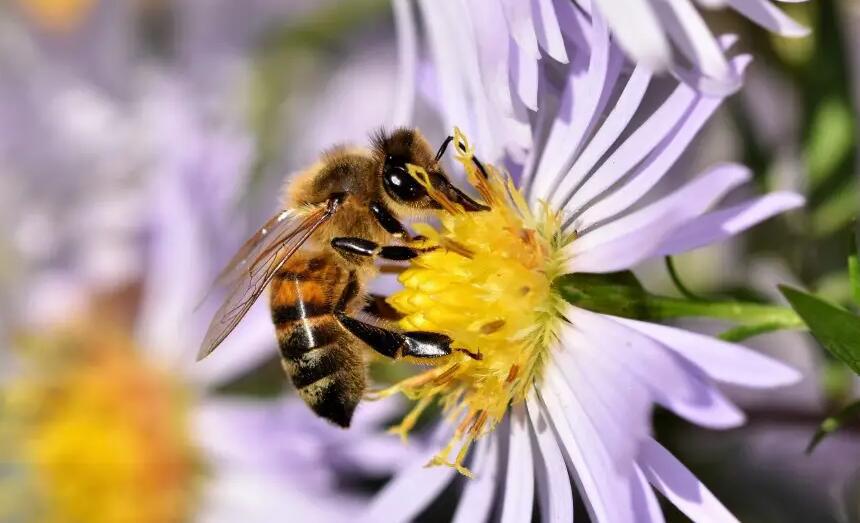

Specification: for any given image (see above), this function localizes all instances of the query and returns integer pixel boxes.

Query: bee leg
[335,312,453,359]
[363,294,404,321]
[331,237,426,261]
[370,201,410,239]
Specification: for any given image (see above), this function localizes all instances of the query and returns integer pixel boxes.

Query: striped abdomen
[269,251,365,427]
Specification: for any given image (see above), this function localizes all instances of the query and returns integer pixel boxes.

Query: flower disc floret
[381,130,570,475]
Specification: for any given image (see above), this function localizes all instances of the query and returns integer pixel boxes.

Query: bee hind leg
[336,312,480,361]
[363,294,404,321]
[336,312,452,359]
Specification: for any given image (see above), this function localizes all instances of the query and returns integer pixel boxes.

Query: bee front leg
[331,237,431,262]
[370,201,410,239]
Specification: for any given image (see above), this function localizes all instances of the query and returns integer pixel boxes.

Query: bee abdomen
[277,320,365,427]
[269,253,365,427]
[271,301,330,324]
[287,343,343,389]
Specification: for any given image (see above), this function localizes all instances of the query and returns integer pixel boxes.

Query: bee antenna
[434,135,454,163]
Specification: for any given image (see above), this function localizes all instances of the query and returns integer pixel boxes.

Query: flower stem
[645,295,805,328]
[554,272,806,337]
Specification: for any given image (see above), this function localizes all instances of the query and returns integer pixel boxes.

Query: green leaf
[806,400,860,454]
[780,285,860,374]
[806,97,854,190]
[850,221,860,306]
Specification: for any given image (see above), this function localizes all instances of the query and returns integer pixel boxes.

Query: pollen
[380,129,571,475]
[0,324,199,523]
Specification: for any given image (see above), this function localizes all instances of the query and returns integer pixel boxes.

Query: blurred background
[0,1,858,522]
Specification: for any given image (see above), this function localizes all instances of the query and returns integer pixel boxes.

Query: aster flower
[364,7,806,523]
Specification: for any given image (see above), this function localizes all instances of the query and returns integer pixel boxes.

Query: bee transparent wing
[197,197,343,361]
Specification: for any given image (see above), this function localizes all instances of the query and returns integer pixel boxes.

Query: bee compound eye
[383,157,426,202]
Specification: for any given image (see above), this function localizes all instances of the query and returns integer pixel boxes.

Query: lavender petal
[614,317,803,387]
[526,388,575,523]
[638,438,740,522]
[499,404,536,523]
[452,436,500,523]
[655,192,806,256]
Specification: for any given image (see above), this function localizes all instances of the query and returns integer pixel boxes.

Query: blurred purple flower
[365,5,806,523]
[0,22,416,519]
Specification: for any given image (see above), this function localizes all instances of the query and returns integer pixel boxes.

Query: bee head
[373,127,486,213]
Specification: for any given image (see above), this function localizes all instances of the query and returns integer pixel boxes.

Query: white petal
[573,163,750,252]
[653,369,747,429]
[570,308,746,429]
[419,0,471,135]
[560,82,698,216]
[638,438,740,522]
[501,0,541,59]
[591,0,672,70]
[526,389,575,523]
[538,362,638,522]
[669,49,747,96]
[564,52,750,226]
[653,0,733,81]
[500,404,536,523]
[655,192,805,256]
[529,390,618,523]
[510,36,539,111]
[567,164,751,273]
[452,436,500,523]
[472,0,515,116]
[420,0,501,159]
[531,0,568,62]
[551,63,653,208]
[614,317,802,388]
[390,0,418,126]
[696,0,728,7]
[361,448,456,523]
[632,465,666,523]
[727,0,810,36]
[571,98,737,229]
[554,320,653,458]
[528,11,619,203]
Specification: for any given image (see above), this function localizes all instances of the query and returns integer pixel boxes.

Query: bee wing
[197,196,343,361]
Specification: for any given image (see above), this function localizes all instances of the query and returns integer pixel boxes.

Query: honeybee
[198,128,486,427]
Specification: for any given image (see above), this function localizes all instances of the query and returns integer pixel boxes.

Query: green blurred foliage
[807,400,860,454]
[247,0,389,199]
[780,286,860,374]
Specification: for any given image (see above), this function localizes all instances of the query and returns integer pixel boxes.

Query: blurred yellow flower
[1,322,199,523]
[17,0,95,32]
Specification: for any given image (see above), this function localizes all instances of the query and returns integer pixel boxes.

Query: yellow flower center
[0,325,199,523]
[380,129,571,476]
